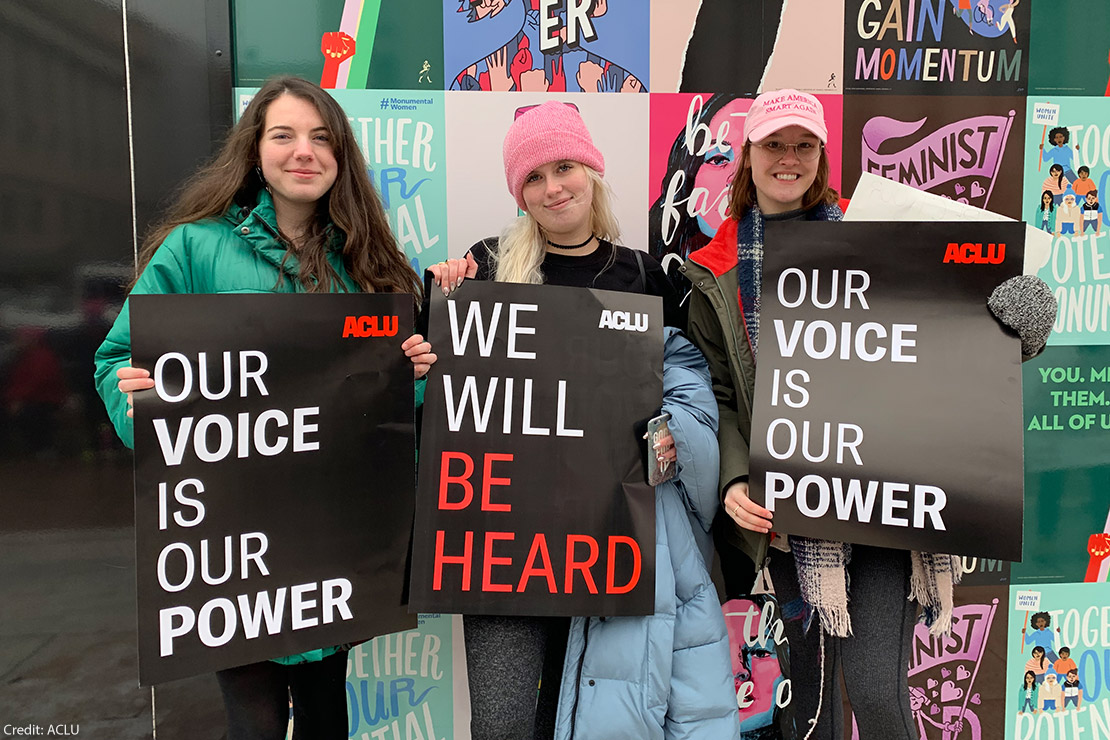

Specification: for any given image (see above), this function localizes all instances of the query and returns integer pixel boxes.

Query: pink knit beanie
[503,101,605,210]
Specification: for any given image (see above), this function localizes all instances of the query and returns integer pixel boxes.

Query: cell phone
[646,412,676,486]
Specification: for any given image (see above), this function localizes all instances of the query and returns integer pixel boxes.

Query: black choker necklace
[547,234,595,250]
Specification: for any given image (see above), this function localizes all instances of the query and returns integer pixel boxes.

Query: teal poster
[235,88,448,272]
[1005,582,1110,739]
[346,613,469,739]
[1028,1,1110,97]
[1015,345,1110,586]
[1023,97,1110,345]
[234,0,444,91]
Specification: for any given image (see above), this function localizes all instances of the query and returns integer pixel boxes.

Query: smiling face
[258,94,338,225]
[1052,131,1066,146]
[747,125,821,215]
[520,159,594,244]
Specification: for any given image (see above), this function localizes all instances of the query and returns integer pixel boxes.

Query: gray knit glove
[988,275,1057,359]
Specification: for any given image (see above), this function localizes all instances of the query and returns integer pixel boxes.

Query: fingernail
[456,278,463,288]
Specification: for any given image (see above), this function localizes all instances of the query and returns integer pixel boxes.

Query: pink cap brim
[746,115,828,145]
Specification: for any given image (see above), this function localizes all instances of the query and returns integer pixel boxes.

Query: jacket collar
[685,217,739,278]
[225,190,344,281]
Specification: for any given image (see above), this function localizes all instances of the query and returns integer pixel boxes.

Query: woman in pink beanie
[428,102,740,739]
[432,100,678,322]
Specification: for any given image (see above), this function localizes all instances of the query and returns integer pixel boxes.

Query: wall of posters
[182,1,1110,736]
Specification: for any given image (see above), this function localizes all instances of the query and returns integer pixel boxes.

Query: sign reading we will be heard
[750,221,1026,560]
[130,294,417,685]
[410,282,662,617]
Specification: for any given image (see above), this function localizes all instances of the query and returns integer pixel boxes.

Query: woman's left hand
[402,333,436,379]
[653,433,677,466]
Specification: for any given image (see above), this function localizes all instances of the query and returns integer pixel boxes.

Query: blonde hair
[492,166,621,284]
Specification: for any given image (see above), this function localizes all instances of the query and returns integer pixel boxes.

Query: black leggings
[769,546,917,740]
[215,650,349,740]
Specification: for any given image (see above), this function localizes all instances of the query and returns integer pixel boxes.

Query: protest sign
[410,282,662,616]
[130,294,416,685]
[749,221,1025,559]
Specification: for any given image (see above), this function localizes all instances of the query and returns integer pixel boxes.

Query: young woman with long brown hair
[94,75,435,740]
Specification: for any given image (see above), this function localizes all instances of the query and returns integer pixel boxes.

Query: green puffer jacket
[93,189,424,665]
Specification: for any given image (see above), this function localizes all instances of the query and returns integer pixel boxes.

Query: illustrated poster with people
[1004,582,1110,739]
[442,0,649,93]
[1021,97,1110,346]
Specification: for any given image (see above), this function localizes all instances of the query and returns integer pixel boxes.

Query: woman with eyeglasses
[681,89,1054,740]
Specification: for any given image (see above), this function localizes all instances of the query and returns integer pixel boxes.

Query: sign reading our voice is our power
[131,294,417,685]
[750,221,1026,560]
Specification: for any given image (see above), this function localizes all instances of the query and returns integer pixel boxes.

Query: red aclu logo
[942,242,1005,265]
[342,315,399,338]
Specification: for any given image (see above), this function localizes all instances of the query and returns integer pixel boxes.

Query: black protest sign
[410,282,661,616]
[749,221,1025,560]
[130,294,416,685]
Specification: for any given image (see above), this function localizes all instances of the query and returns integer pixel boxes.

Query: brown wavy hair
[133,76,420,300]
[726,141,839,223]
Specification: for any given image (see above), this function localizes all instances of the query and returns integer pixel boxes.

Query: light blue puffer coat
[553,328,741,740]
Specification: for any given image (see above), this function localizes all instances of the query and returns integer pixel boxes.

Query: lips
[546,197,573,210]
[773,173,800,181]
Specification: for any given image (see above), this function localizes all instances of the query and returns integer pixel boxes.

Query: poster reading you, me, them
[749,221,1025,561]
[130,294,417,686]
[410,282,662,616]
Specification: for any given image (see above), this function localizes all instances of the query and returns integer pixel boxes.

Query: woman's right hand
[428,253,479,296]
[724,480,773,533]
[117,364,155,418]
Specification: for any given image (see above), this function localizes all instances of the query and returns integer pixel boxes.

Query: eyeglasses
[751,140,824,162]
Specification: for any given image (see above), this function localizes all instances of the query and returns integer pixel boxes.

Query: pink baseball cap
[743,89,827,144]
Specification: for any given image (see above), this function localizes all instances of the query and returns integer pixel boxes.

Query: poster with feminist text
[748,220,1025,559]
[844,0,1028,95]
[410,282,661,616]
[443,0,649,93]
[1004,582,1110,740]
[842,95,1026,219]
[1014,344,1110,586]
[647,93,844,266]
[130,294,416,685]
[1021,97,1110,346]
[235,88,448,275]
[844,586,1009,740]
